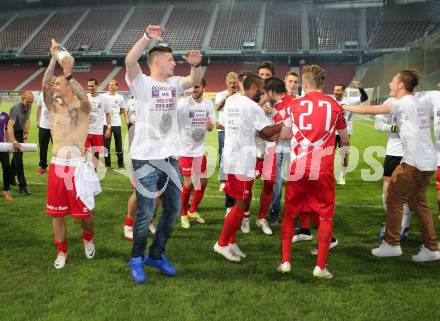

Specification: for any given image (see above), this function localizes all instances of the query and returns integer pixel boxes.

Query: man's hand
[105,127,111,139]
[182,50,202,66]
[206,118,213,131]
[352,81,363,89]
[145,25,165,41]
[23,133,29,143]
[12,142,22,152]
[50,39,60,59]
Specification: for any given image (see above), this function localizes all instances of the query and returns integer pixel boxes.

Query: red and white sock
[218,206,244,247]
[316,219,333,269]
[258,181,274,220]
[181,186,191,216]
[189,184,206,213]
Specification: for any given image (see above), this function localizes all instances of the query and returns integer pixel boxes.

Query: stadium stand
[320,63,356,94]
[209,1,260,50]
[0,64,40,90]
[22,9,85,55]
[0,12,49,53]
[263,4,301,52]
[111,6,167,54]
[64,8,128,52]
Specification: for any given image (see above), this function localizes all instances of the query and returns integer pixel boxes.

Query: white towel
[74,160,102,210]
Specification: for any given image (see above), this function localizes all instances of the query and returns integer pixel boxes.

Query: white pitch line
[27,181,383,209]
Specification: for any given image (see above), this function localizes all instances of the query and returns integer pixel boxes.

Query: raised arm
[352,81,368,103]
[180,50,203,90]
[42,56,57,109]
[343,103,393,115]
[125,25,164,83]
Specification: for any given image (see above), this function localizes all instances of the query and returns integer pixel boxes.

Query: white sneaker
[241,217,251,234]
[256,218,273,235]
[84,240,95,259]
[277,262,291,274]
[213,242,241,262]
[54,252,67,269]
[371,241,402,257]
[219,183,226,192]
[124,225,133,240]
[412,245,440,262]
[229,243,246,259]
[311,239,339,255]
[292,233,313,243]
[148,223,156,234]
[181,215,190,229]
[313,266,333,279]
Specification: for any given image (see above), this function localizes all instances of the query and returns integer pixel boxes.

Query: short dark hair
[265,77,286,94]
[335,83,346,90]
[398,69,420,92]
[238,71,253,83]
[285,71,299,78]
[243,75,263,91]
[88,78,98,85]
[147,46,173,65]
[257,61,275,75]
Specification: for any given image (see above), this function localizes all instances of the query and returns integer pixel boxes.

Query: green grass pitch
[0,102,439,321]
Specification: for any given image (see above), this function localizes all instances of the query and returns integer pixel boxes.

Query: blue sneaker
[400,227,409,241]
[129,257,146,284]
[145,254,176,276]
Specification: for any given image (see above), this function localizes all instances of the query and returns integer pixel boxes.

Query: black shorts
[383,155,402,177]
[335,134,351,149]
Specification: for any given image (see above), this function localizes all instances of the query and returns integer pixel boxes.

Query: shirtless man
[43,39,100,269]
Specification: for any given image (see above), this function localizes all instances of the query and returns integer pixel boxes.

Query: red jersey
[283,91,346,173]
[273,93,296,124]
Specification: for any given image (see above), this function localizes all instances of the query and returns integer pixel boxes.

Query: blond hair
[302,65,326,89]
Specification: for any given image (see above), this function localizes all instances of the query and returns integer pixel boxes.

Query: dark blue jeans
[131,158,182,259]
[270,151,290,213]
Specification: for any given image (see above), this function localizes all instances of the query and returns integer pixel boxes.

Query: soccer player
[343,70,440,262]
[213,75,283,262]
[7,91,34,195]
[415,88,440,221]
[102,79,126,169]
[215,72,237,192]
[125,25,203,284]
[269,71,299,224]
[375,101,411,240]
[36,87,52,174]
[277,65,349,279]
[86,78,111,170]
[178,79,216,229]
[42,39,101,269]
[0,110,13,201]
[333,81,368,184]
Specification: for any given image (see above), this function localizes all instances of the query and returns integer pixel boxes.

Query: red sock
[218,206,244,246]
[181,186,191,216]
[258,181,274,219]
[281,214,295,263]
[317,219,333,269]
[244,190,252,213]
[124,217,134,226]
[299,215,310,229]
[309,213,320,228]
[189,184,206,213]
[82,229,94,242]
[54,239,67,254]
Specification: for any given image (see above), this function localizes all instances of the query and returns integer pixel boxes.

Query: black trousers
[103,125,124,168]
[11,132,27,188]
[0,152,12,191]
[38,127,52,169]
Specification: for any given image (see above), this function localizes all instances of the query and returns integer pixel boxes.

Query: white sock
[401,204,411,229]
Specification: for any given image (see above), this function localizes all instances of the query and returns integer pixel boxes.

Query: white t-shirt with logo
[219,94,271,178]
[87,93,109,135]
[37,92,51,129]
[374,97,404,157]
[415,90,440,166]
[126,73,183,160]
[215,90,229,132]
[389,94,436,171]
[178,96,216,157]
[102,92,125,127]
[336,96,361,135]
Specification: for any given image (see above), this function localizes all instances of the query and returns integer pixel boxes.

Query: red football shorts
[178,156,207,177]
[255,158,264,179]
[285,170,335,219]
[85,134,104,155]
[46,160,91,219]
[224,174,254,201]
[436,166,440,191]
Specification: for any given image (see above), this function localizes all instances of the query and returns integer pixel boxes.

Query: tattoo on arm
[69,79,90,113]
[42,59,56,107]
